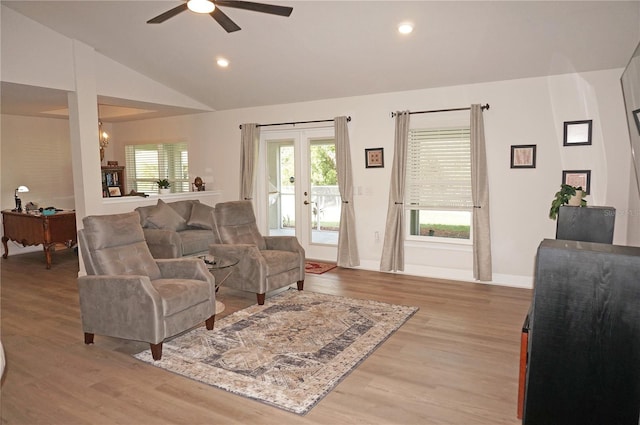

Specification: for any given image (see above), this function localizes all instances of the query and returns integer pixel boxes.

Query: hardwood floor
[1,249,531,424]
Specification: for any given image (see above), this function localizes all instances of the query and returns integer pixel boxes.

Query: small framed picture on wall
[562,169,591,194]
[510,144,536,168]
[365,148,384,168]
[563,120,593,146]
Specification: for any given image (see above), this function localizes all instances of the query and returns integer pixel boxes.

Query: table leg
[213,269,235,291]
[1,236,8,259]
[43,243,53,269]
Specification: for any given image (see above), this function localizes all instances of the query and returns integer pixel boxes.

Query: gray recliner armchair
[77,211,217,360]
[209,200,305,305]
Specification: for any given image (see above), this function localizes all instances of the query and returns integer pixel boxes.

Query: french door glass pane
[310,140,340,245]
[267,141,295,236]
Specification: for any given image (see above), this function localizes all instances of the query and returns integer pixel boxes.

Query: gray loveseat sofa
[135,199,219,258]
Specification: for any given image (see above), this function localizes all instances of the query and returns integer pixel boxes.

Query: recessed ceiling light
[398,23,413,34]
[217,58,229,68]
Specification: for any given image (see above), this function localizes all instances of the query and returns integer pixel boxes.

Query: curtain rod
[239,116,351,130]
[390,104,490,118]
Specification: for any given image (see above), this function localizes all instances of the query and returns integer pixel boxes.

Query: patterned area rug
[304,261,337,274]
[134,290,418,415]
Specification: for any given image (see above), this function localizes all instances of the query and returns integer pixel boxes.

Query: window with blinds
[125,142,189,193]
[406,127,472,209]
[406,127,472,240]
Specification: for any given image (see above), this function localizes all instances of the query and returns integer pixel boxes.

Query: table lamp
[13,185,29,212]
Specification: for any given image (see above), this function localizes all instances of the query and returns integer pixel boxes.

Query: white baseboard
[353,259,533,289]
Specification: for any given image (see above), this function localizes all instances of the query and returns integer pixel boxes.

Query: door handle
[304,200,310,205]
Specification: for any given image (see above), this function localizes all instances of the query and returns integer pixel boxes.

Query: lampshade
[16,185,29,193]
[187,0,215,13]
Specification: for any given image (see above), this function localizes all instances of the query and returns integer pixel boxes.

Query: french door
[255,128,340,261]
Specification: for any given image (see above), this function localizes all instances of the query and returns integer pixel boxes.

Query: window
[125,142,189,193]
[406,127,472,240]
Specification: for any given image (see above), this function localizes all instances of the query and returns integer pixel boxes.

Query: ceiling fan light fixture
[398,23,414,34]
[187,0,215,14]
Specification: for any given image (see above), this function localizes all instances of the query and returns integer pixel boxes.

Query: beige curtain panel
[380,111,410,272]
[471,104,492,281]
[240,123,260,201]
[334,116,360,267]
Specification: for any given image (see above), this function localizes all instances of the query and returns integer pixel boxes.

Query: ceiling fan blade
[147,3,189,24]
[215,1,293,17]
[211,8,241,32]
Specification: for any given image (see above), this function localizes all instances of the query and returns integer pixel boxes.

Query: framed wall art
[510,144,536,168]
[562,169,591,194]
[365,148,384,168]
[108,186,122,197]
[563,120,592,146]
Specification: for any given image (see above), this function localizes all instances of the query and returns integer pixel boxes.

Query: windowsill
[405,237,472,252]
[102,190,222,204]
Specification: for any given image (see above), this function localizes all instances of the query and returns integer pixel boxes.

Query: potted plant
[549,183,586,220]
[156,178,171,194]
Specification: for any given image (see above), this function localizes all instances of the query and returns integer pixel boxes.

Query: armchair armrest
[142,228,181,259]
[264,236,304,255]
[77,275,164,343]
[264,236,305,275]
[155,258,216,303]
[156,258,212,282]
[208,243,268,293]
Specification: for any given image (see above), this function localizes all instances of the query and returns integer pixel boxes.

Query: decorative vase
[568,190,583,206]
[159,188,170,195]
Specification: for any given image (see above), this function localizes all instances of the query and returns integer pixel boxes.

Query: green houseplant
[156,179,170,189]
[549,184,586,220]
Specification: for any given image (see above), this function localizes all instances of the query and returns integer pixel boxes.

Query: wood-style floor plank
[1,250,531,424]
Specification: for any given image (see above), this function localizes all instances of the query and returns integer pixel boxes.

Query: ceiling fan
[147,0,293,33]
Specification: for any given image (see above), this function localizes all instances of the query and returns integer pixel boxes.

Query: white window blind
[406,127,472,209]
[125,142,189,193]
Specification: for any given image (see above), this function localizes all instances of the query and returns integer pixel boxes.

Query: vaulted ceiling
[2,1,639,120]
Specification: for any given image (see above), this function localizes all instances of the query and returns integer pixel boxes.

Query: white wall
[0,115,74,255]
[111,68,636,288]
[1,115,74,210]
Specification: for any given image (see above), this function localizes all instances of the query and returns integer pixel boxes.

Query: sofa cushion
[179,229,218,256]
[187,202,214,230]
[167,200,198,221]
[146,199,188,231]
[135,204,156,227]
[136,200,198,228]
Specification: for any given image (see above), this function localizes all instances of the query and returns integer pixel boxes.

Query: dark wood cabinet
[522,239,640,425]
[101,166,125,197]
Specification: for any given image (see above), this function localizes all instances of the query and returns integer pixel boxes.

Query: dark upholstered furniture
[556,205,616,243]
[77,211,217,360]
[135,199,219,258]
[209,200,305,305]
[523,239,640,424]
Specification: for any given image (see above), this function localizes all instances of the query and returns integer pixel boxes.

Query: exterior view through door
[260,129,341,260]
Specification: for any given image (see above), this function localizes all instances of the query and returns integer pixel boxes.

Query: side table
[198,255,239,314]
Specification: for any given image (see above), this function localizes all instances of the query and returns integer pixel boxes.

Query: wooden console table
[1,210,77,269]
